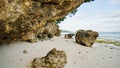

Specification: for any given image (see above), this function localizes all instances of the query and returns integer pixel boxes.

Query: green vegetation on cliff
[55,9,78,24]
[55,0,94,24]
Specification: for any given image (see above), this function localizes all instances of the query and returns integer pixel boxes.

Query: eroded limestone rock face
[75,30,99,47]
[0,0,93,43]
[32,48,67,68]
[37,22,61,41]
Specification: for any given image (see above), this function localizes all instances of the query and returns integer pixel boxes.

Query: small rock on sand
[23,50,28,54]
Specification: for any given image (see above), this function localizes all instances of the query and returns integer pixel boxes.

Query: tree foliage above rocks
[55,9,77,24]
[55,0,94,24]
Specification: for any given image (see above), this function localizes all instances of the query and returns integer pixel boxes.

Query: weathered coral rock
[37,22,61,41]
[65,33,75,39]
[0,0,93,43]
[75,30,99,47]
[32,48,67,68]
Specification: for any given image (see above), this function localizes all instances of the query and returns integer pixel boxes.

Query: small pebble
[109,57,112,58]
[86,51,88,53]
[20,59,22,61]
[110,48,113,49]
[78,52,81,54]
[102,58,104,59]
[23,50,28,54]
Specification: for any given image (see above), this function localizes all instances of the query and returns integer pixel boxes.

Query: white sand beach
[0,36,120,68]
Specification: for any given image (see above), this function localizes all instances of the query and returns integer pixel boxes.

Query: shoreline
[95,38,120,46]
[0,36,120,68]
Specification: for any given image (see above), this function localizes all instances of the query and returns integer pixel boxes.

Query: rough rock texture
[65,33,75,39]
[32,48,67,68]
[0,0,93,43]
[37,22,61,41]
[75,30,99,47]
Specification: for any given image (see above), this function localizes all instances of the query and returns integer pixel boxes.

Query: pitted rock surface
[75,30,99,47]
[32,48,67,68]
[0,0,93,43]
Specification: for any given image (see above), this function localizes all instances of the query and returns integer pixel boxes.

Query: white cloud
[109,0,120,5]
[59,11,120,32]
[59,0,120,32]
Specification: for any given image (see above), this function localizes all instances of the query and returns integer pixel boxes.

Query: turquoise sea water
[98,32,120,42]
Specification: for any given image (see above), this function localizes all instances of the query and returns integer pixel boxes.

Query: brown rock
[75,30,99,47]
[65,33,75,39]
[37,22,61,41]
[32,48,67,68]
[0,0,93,43]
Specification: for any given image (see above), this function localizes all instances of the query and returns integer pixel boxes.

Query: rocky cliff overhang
[0,0,93,43]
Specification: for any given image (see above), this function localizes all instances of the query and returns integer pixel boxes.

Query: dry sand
[0,37,120,68]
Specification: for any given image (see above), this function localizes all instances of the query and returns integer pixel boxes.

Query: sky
[59,0,120,32]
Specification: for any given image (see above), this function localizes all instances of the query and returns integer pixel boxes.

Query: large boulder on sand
[75,30,99,47]
[32,48,67,68]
